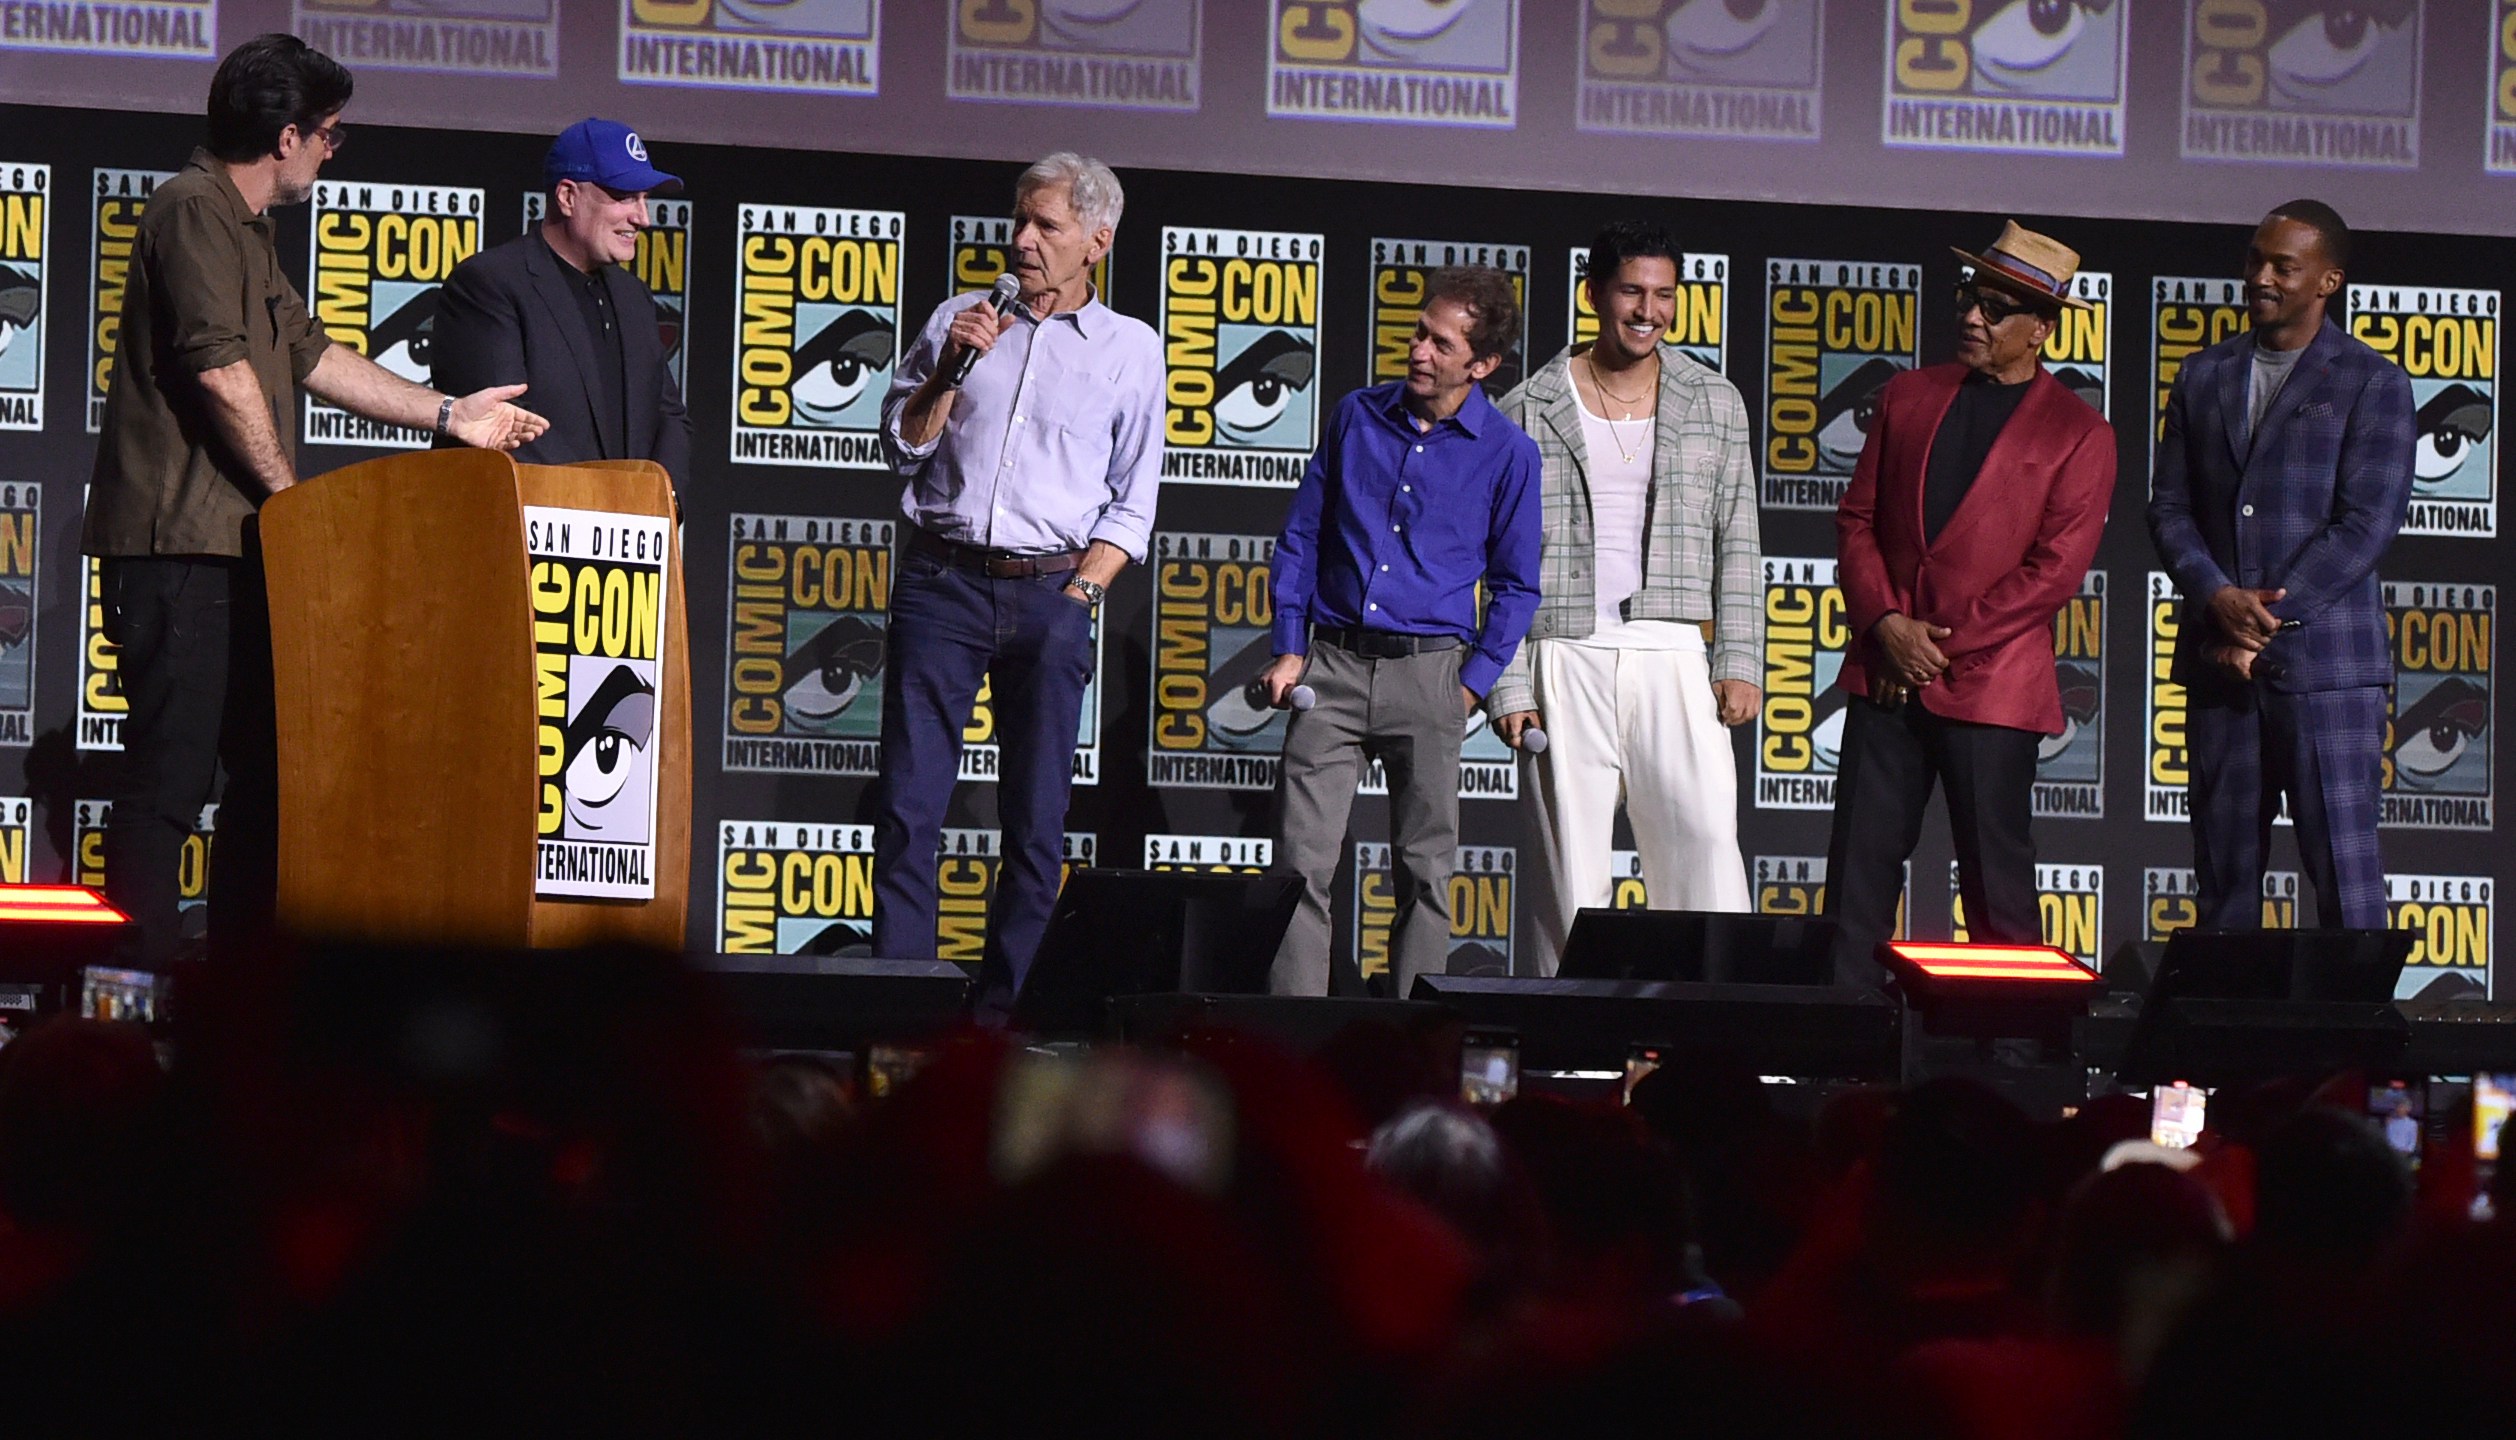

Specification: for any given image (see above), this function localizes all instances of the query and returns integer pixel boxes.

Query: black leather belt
[909,528,1083,580]
[1312,625,1462,660]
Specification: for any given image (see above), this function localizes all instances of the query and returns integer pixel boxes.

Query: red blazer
[1836,363,2116,734]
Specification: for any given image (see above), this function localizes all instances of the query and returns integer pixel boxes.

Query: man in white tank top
[1490,221,1764,976]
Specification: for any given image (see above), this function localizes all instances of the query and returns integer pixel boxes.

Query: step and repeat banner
[4,4,2516,236]
[0,99,2501,1001]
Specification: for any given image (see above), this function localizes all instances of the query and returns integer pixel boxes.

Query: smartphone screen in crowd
[2151,1081,2208,1150]
[1460,1029,1520,1107]
[1623,1044,1666,1106]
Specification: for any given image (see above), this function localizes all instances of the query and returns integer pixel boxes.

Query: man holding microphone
[872,153,1162,1022]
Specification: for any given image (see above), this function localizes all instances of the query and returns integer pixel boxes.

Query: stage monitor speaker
[1558,908,1838,986]
[1014,869,1302,1035]
[2114,928,2415,1088]
[699,955,972,1053]
[1407,975,1900,1078]
[0,885,136,1021]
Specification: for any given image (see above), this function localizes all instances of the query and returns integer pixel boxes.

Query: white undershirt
[1572,383,1694,651]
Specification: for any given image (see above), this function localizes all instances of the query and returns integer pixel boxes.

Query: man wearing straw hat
[1827,222,2118,980]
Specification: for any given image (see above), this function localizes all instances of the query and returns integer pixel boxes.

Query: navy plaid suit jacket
[2146,318,2414,694]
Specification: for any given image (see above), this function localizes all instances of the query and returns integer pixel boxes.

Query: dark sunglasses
[1952,283,2036,325]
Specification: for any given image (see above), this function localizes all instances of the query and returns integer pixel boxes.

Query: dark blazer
[1836,362,2117,735]
[432,231,691,494]
[2146,319,2414,693]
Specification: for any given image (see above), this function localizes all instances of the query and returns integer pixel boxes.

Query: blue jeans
[870,549,1095,1019]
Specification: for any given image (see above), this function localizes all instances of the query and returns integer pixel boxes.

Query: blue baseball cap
[545,118,681,195]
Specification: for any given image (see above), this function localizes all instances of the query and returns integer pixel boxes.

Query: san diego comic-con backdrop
[0,3,2505,997]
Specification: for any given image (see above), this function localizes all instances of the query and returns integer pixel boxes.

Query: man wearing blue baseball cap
[434,118,692,496]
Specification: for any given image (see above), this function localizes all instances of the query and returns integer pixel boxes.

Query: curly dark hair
[1423,265,1521,365]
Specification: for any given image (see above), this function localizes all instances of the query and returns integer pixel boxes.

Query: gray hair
[1016,152,1124,236]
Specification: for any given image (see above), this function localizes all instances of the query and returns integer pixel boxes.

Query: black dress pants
[100,545,278,965]
[1823,694,2041,983]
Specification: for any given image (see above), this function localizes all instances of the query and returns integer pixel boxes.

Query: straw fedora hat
[1950,221,2096,312]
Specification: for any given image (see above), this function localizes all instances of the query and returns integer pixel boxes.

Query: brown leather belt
[909,528,1084,580]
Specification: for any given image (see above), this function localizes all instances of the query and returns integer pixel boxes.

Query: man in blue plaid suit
[2147,200,2415,929]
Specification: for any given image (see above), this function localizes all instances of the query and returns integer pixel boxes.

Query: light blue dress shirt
[880,289,1164,563]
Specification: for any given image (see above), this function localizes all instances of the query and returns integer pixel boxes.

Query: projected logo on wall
[1368,237,1527,397]
[722,513,891,776]
[2491,2,2516,171]
[0,163,49,433]
[1576,0,1821,139]
[619,0,880,94]
[1147,530,1284,790]
[2150,275,2247,468]
[0,0,213,58]
[948,214,1111,304]
[2036,571,2106,820]
[2389,873,2492,1000]
[729,204,901,469]
[1145,833,1271,871]
[1756,557,1848,812]
[306,181,483,449]
[2145,866,2304,939]
[1762,259,1919,512]
[1568,248,1728,372]
[1950,860,2103,966]
[88,168,168,434]
[717,820,873,954]
[293,0,558,76]
[950,0,1200,110]
[1884,0,2127,155]
[1269,0,1519,127]
[2350,283,2498,538]
[2183,0,2422,168]
[1353,842,1514,981]
[526,192,692,392]
[0,483,33,747]
[933,830,1096,963]
[1159,227,1322,487]
[2381,580,2493,831]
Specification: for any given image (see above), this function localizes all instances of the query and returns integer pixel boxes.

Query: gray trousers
[1270,638,1465,997]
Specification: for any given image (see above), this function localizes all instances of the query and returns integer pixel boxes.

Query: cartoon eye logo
[2050,365,2105,412]
[563,664,657,813]
[1358,0,1482,56]
[791,309,894,425]
[1044,0,1147,29]
[2389,675,2486,787]
[2267,0,2413,96]
[0,267,36,359]
[2413,383,2491,487]
[1816,357,1903,467]
[371,288,439,384]
[714,0,872,35]
[654,296,685,365]
[1811,685,1849,771]
[1666,0,1780,64]
[0,581,31,650]
[1972,0,2107,85]
[782,613,886,725]
[1214,330,1316,442]
[2038,662,2101,763]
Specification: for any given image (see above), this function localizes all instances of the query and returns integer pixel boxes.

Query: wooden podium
[259,450,691,948]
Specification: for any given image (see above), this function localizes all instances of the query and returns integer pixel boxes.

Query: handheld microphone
[1244,678,1315,712]
[1519,725,1549,755]
[947,274,1022,387]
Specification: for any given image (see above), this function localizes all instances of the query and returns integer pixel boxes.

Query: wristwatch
[1065,576,1106,607]
[433,395,455,439]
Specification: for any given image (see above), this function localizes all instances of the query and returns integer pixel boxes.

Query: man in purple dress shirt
[873,153,1162,1021]
[1259,267,1544,997]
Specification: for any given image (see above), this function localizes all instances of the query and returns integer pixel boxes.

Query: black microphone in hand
[1244,678,1315,712]
[947,274,1022,387]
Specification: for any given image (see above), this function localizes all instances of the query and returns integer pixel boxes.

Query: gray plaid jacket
[1485,341,1764,718]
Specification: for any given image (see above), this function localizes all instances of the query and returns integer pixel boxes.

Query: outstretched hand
[447,384,549,451]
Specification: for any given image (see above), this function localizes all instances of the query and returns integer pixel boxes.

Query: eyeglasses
[301,120,347,154]
[1952,283,2033,325]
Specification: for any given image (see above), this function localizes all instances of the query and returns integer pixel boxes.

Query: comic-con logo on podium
[76,799,214,919]
[2150,275,2247,468]
[2389,873,2492,1000]
[1756,853,1909,936]
[2351,284,2497,538]
[1369,238,1528,397]
[619,0,880,94]
[1762,259,1918,512]
[2182,0,2421,167]
[1569,248,1727,372]
[0,163,49,432]
[1145,833,1271,872]
[1160,227,1322,487]
[77,552,122,751]
[949,0,1200,109]
[2035,570,2105,819]
[1950,860,2103,968]
[0,0,211,58]
[949,215,1109,303]
[526,191,693,391]
[1883,0,2127,155]
[528,507,672,900]
[731,205,901,468]
[2144,866,2302,940]
[294,0,558,77]
[0,484,36,747]
[0,796,27,884]
[1148,531,1283,790]
[935,830,1096,963]
[1269,0,1518,126]
[1757,557,1849,811]
[2382,581,2492,830]
[1576,0,1822,139]
[306,181,483,448]
[721,513,891,776]
[88,168,169,433]
[1354,842,1514,982]
[718,820,873,953]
